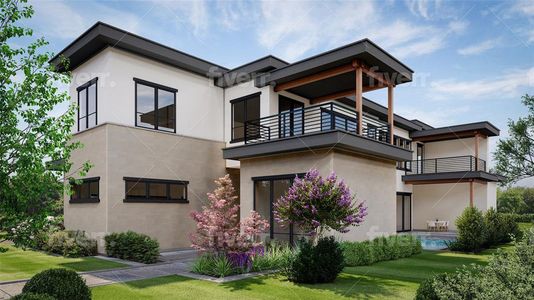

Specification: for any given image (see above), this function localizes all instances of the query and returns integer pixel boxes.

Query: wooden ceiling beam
[273,63,354,92]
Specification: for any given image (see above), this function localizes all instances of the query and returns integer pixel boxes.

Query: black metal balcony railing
[404,155,486,175]
[243,102,391,144]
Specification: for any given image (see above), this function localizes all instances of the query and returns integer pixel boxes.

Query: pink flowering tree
[274,169,367,242]
[190,175,269,256]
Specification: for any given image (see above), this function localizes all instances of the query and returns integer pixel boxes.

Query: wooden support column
[388,85,394,144]
[469,180,474,208]
[355,66,363,135]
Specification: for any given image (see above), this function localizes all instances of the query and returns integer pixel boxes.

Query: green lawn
[0,243,127,281]
[519,222,534,233]
[92,249,495,300]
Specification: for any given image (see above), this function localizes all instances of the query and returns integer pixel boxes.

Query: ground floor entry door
[396,193,412,232]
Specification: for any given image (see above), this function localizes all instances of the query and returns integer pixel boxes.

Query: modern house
[53,22,501,251]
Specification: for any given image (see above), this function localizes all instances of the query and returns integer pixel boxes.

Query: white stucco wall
[70,48,224,142]
[423,137,489,161]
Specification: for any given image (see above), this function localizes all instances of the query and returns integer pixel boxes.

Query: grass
[0,243,127,281]
[92,249,497,300]
[519,222,534,234]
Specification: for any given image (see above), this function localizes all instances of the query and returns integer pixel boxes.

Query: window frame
[69,176,100,204]
[123,177,189,203]
[134,78,178,133]
[77,77,98,132]
[230,92,261,143]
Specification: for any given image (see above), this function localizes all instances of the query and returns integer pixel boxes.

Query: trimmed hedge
[341,235,422,267]
[45,230,96,257]
[11,293,55,300]
[22,269,90,300]
[104,231,159,264]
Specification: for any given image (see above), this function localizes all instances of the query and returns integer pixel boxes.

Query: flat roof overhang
[50,22,228,76]
[255,39,413,100]
[411,122,500,142]
[402,171,503,184]
[222,130,412,161]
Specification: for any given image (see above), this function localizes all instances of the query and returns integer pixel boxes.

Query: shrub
[500,213,523,243]
[251,242,294,273]
[287,236,344,284]
[191,254,235,277]
[341,235,421,267]
[415,273,447,300]
[22,269,90,300]
[10,293,55,300]
[455,207,486,252]
[45,230,96,257]
[104,231,159,264]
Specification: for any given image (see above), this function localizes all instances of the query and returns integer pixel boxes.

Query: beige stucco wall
[423,137,489,161]
[412,182,495,231]
[240,150,397,242]
[65,123,226,252]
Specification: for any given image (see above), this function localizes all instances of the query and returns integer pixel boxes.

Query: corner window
[231,93,260,142]
[70,177,100,203]
[77,78,98,131]
[134,78,177,133]
[124,177,188,203]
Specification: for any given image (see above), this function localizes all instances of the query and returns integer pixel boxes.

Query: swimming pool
[418,236,455,250]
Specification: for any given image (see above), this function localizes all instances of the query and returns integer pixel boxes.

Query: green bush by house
[341,235,422,266]
[22,269,91,300]
[10,293,56,300]
[45,230,97,257]
[104,231,160,264]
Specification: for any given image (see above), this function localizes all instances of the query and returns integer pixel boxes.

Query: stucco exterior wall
[412,182,494,231]
[423,137,489,161]
[239,150,397,242]
[65,123,226,252]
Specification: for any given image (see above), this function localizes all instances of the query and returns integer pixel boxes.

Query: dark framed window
[70,177,100,203]
[134,78,177,133]
[124,177,188,203]
[231,92,261,143]
[77,78,98,131]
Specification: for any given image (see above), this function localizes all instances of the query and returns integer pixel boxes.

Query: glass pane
[232,101,245,139]
[79,117,87,130]
[170,183,186,200]
[126,181,146,198]
[404,196,411,230]
[396,195,403,231]
[246,96,260,121]
[272,179,291,236]
[80,182,90,199]
[88,84,96,114]
[254,180,271,221]
[136,84,156,129]
[149,182,167,199]
[88,113,96,128]
[78,89,86,117]
[158,89,175,132]
[72,184,80,200]
[89,181,99,199]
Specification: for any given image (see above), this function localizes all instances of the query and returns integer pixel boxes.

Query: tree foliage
[0,0,87,241]
[497,187,528,214]
[190,175,269,255]
[494,94,534,185]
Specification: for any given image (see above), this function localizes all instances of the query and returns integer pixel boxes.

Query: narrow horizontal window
[124,177,188,203]
[70,177,100,203]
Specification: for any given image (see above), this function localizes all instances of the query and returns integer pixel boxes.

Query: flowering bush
[190,175,269,264]
[1,214,63,249]
[274,169,367,239]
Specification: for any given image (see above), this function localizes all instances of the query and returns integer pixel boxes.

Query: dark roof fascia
[410,119,434,130]
[402,171,502,183]
[215,55,289,88]
[222,130,412,161]
[411,121,500,139]
[255,39,413,88]
[50,22,228,77]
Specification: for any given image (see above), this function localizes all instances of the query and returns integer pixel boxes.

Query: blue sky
[22,0,533,167]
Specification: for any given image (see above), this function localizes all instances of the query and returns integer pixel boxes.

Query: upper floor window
[134,78,177,133]
[70,177,100,203]
[231,93,260,142]
[77,78,98,131]
[123,177,188,203]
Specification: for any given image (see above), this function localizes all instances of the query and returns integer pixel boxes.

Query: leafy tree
[0,0,87,245]
[273,169,367,242]
[497,187,527,214]
[494,94,534,185]
[190,175,269,255]
[521,187,534,213]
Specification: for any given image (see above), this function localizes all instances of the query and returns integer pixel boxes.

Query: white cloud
[448,20,468,34]
[512,0,534,16]
[430,67,534,99]
[457,38,501,55]
[393,36,444,58]
[153,0,209,37]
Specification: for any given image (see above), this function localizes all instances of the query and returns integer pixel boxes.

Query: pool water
[418,236,455,250]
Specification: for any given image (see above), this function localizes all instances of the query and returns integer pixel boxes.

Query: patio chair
[427,221,436,231]
[442,221,449,232]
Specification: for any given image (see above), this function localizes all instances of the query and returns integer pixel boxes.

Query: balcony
[223,102,412,161]
[401,155,502,184]
[244,102,390,144]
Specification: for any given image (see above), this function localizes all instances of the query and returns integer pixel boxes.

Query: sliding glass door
[396,193,412,232]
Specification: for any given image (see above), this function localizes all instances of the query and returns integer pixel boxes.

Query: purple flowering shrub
[274,169,367,238]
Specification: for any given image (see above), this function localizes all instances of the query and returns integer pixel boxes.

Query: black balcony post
[470,156,473,171]
[244,122,248,144]
[330,102,334,130]
[475,156,478,171]
[435,158,438,173]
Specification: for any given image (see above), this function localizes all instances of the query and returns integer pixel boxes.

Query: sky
[19,0,534,181]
